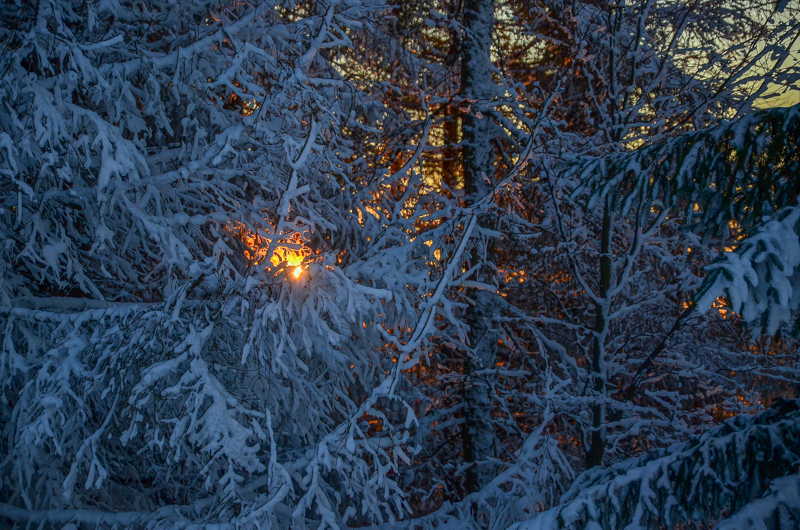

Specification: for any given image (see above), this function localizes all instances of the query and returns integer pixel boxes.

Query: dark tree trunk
[460,0,497,494]
[586,202,614,468]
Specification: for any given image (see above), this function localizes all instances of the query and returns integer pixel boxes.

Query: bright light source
[270,240,307,279]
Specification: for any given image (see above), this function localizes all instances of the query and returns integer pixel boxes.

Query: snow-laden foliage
[580,105,800,242]
[384,405,575,530]
[527,102,800,473]
[579,104,800,333]
[516,400,800,530]
[374,0,799,524]
[0,0,470,527]
[714,474,800,530]
[1,0,799,527]
[492,0,800,477]
[698,203,800,334]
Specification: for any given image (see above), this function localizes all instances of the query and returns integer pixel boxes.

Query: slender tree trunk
[460,0,497,494]
[461,0,495,201]
[586,5,620,469]
[586,201,613,468]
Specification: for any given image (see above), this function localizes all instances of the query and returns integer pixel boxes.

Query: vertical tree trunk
[460,0,497,495]
[586,5,620,468]
[586,201,614,468]
[461,0,495,202]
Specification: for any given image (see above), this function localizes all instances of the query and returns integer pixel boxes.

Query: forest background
[1,0,800,528]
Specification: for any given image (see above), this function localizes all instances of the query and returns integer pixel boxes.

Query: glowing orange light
[269,235,309,280]
[270,249,305,279]
[230,221,310,279]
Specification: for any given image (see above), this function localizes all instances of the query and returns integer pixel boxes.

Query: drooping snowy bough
[517,400,800,530]
[0,0,458,528]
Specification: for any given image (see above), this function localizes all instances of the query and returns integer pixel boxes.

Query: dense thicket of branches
[1,0,799,529]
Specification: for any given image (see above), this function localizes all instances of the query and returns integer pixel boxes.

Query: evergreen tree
[0,0,456,527]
